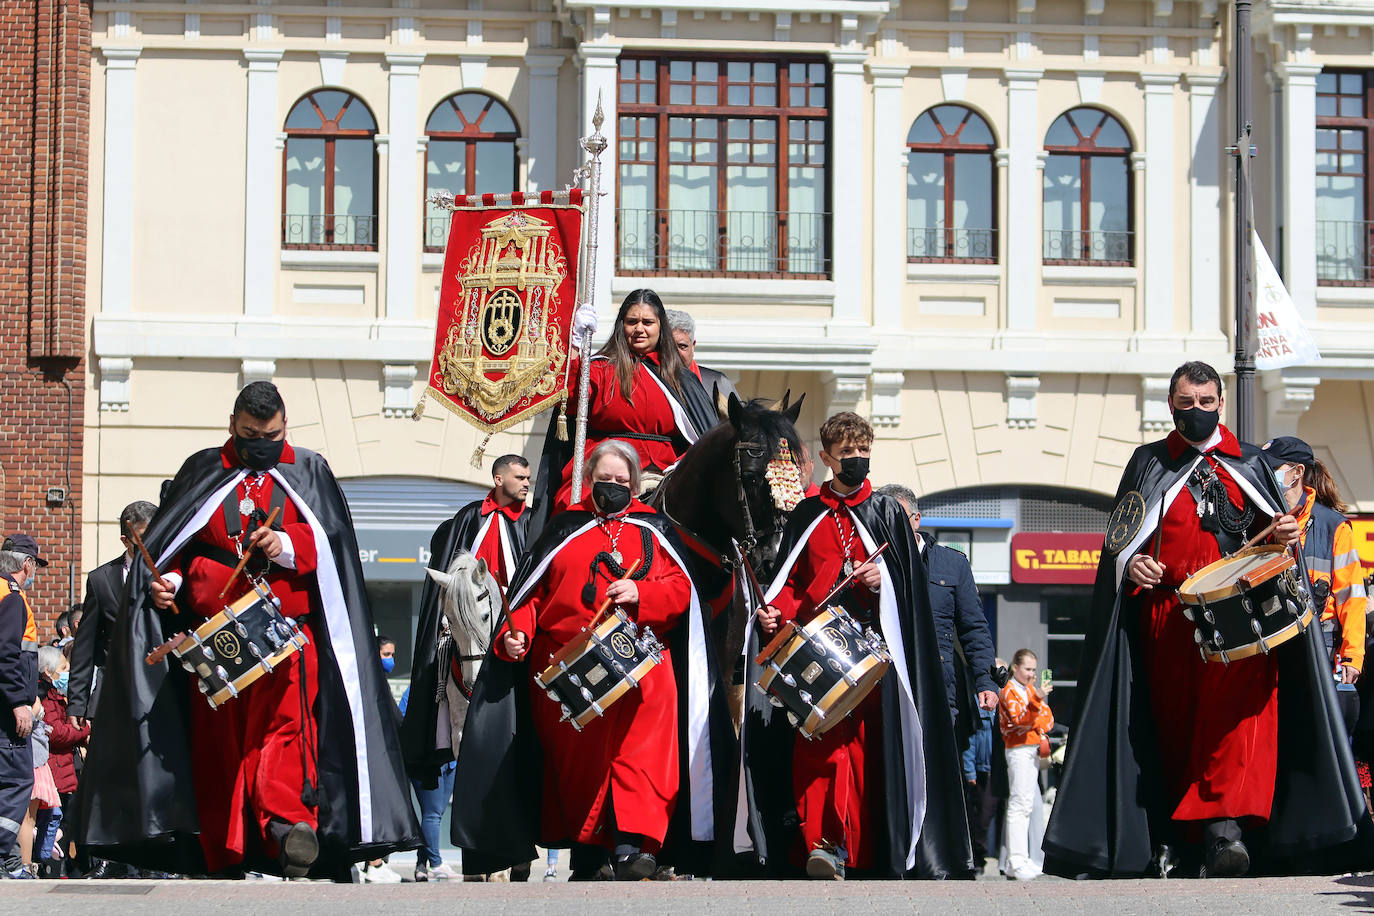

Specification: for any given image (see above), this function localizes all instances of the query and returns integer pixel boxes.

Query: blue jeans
[411,762,456,868]
[34,805,62,861]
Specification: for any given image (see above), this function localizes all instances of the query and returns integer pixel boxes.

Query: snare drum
[172,580,309,708]
[1177,544,1315,664]
[755,606,892,739]
[533,609,665,732]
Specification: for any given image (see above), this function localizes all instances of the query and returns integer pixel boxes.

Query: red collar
[1164,424,1240,460]
[219,437,296,470]
[481,490,526,522]
[819,478,872,509]
[688,360,702,381]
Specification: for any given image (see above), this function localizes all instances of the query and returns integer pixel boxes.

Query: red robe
[1136,427,1279,827]
[556,355,691,509]
[470,491,524,588]
[174,439,323,872]
[769,480,882,869]
[494,496,691,849]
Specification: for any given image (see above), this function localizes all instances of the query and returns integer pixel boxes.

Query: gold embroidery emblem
[1105,490,1147,555]
[610,631,637,659]
[821,626,851,657]
[434,212,569,424]
[212,630,241,661]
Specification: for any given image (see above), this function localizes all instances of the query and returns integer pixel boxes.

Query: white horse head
[425,550,499,664]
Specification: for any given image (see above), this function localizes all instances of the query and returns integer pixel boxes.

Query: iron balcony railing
[907,226,998,262]
[1042,228,1133,265]
[617,207,830,277]
[1316,218,1374,285]
[281,213,378,250]
[424,215,451,252]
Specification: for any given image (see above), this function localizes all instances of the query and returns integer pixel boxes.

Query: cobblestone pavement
[4,873,1373,914]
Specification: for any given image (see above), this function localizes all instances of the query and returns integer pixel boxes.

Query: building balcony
[1042,228,1133,266]
[616,207,830,279]
[282,213,378,252]
[1317,218,1374,286]
[907,225,998,264]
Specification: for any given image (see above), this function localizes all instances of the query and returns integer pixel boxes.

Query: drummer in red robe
[496,439,693,880]
[149,383,325,876]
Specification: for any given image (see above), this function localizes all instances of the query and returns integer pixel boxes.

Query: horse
[423,550,499,769]
[653,391,806,719]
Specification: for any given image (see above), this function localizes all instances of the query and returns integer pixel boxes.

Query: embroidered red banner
[421,190,584,437]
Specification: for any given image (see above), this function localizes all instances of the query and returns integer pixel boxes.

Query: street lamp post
[1232,0,1257,442]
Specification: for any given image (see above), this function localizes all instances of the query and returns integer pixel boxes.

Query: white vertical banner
[1254,231,1321,370]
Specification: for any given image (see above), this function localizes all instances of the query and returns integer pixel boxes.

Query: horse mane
[439,550,492,651]
[694,397,803,461]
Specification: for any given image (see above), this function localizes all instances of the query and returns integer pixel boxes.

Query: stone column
[869,63,908,332]
[243,48,284,316]
[1186,73,1224,335]
[829,49,867,324]
[1141,73,1179,332]
[526,53,566,192]
[1279,63,1322,319]
[577,43,621,312]
[101,47,141,315]
[385,52,424,319]
[1004,68,1043,331]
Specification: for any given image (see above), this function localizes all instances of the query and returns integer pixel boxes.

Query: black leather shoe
[1200,837,1250,878]
[268,820,319,878]
[613,853,657,881]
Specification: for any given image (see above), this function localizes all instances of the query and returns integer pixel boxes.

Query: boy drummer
[743,412,973,879]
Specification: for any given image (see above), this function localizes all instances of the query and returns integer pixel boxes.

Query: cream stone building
[83,0,1374,710]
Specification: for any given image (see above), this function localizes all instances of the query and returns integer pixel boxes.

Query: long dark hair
[1306,457,1350,514]
[594,289,685,403]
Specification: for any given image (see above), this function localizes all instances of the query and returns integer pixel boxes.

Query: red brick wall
[0,0,91,632]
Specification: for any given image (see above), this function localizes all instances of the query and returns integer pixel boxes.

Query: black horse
[653,392,806,688]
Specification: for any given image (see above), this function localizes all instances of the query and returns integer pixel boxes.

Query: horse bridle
[445,582,496,700]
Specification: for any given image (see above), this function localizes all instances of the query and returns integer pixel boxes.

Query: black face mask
[592,481,632,516]
[834,455,870,488]
[235,435,286,471]
[1172,406,1220,444]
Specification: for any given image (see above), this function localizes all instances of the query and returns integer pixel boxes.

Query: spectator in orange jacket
[998,648,1053,881]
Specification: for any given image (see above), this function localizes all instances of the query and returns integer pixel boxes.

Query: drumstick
[145,633,187,666]
[814,542,890,611]
[1152,493,1166,561]
[217,505,281,601]
[129,527,170,592]
[1235,514,1282,555]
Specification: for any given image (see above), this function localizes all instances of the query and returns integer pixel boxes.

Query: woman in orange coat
[998,648,1054,881]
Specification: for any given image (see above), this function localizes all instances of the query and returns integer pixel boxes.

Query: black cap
[2,534,48,567]
[1261,436,1315,471]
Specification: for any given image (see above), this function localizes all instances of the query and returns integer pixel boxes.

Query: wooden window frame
[906,105,999,264]
[1042,107,1134,266]
[1315,69,1373,286]
[616,52,831,279]
[423,92,522,252]
[281,90,378,251]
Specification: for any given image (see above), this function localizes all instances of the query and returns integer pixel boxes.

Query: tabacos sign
[1010,533,1104,585]
[1343,517,1374,574]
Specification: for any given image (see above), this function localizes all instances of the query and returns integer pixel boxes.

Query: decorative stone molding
[98,357,132,412]
[1261,373,1320,439]
[660,9,676,39]
[940,67,969,101]
[774,11,791,42]
[825,372,868,417]
[870,371,904,427]
[1076,71,1104,104]
[460,55,489,90]
[383,364,419,419]
[1006,375,1040,429]
[319,50,348,85]
[241,359,276,388]
[1140,376,1172,432]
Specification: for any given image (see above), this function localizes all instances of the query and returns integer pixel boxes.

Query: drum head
[808,658,890,738]
[1179,545,1287,602]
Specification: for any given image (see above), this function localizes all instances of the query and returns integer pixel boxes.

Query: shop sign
[1010,533,1104,585]
[1345,516,1374,574]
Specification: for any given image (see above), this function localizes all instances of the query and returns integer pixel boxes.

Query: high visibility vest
[0,578,38,651]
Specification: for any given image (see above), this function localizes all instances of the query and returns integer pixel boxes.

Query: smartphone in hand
[1040,667,1053,691]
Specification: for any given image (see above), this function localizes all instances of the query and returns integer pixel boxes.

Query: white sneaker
[429,863,461,881]
[1012,867,1041,881]
[542,867,558,882]
[362,861,403,884]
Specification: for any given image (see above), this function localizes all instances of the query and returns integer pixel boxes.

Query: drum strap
[1186,458,1254,554]
[222,482,287,539]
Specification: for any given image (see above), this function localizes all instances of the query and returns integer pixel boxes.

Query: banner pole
[570,94,607,505]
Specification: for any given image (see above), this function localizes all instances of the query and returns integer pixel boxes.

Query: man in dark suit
[666,308,738,410]
[66,500,156,727]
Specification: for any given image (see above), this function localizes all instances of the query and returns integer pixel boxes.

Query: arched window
[282,90,378,249]
[1042,108,1133,264]
[424,93,520,250]
[906,105,997,262]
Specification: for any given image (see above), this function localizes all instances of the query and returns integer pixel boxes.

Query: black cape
[529,356,720,540]
[79,446,420,875]
[401,498,529,781]
[737,492,975,879]
[449,508,736,875]
[1042,434,1373,877]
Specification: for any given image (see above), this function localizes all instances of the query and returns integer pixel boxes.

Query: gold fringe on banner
[556,398,569,441]
[411,392,427,422]
[470,432,493,469]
